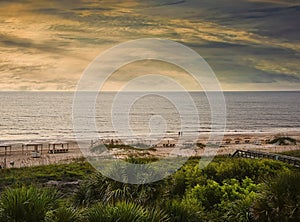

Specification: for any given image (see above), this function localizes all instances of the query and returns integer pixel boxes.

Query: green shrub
[0,186,60,222]
[187,180,223,210]
[202,158,290,183]
[45,206,83,222]
[74,163,165,207]
[85,202,170,222]
[251,171,300,221]
[222,193,256,222]
[163,199,204,222]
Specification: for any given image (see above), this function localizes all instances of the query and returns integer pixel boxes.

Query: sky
[0,0,299,91]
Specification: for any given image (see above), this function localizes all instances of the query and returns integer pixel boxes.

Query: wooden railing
[231,149,300,167]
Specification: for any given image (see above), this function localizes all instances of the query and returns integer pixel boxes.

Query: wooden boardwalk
[232,149,300,167]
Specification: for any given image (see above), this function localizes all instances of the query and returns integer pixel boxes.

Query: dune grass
[0,161,94,191]
[280,149,300,158]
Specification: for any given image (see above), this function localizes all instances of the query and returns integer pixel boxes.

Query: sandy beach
[1,131,299,169]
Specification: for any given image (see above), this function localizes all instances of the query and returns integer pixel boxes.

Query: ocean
[0,91,299,142]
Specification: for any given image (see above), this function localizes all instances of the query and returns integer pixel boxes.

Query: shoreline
[1,129,299,144]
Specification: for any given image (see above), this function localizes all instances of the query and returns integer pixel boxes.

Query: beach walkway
[232,149,300,167]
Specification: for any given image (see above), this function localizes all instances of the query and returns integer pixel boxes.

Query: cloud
[0,0,299,91]
[0,33,68,54]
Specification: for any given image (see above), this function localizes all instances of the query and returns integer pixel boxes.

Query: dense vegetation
[0,155,299,222]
